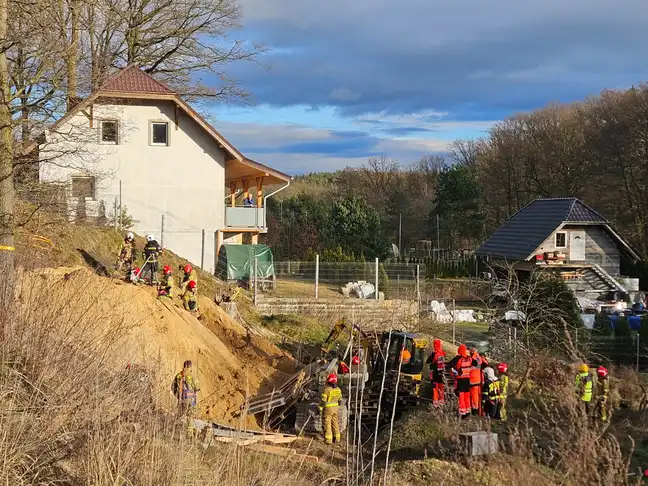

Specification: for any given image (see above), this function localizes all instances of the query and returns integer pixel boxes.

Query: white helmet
[146,234,155,242]
[126,232,134,240]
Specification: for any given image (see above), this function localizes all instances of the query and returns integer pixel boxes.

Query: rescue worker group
[118,231,612,442]
[116,231,199,312]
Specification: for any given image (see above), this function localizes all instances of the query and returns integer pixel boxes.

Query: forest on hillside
[265,83,648,263]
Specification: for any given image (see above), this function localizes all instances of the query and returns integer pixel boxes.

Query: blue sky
[209,0,648,175]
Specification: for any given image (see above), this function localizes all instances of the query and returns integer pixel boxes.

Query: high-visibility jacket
[499,374,510,399]
[174,370,200,406]
[470,353,483,385]
[182,269,198,290]
[320,385,342,410]
[483,380,500,401]
[427,350,446,382]
[575,372,593,402]
[401,349,412,364]
[455,356,474,379]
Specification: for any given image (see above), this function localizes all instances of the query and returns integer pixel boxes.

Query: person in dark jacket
[142,234,161,285]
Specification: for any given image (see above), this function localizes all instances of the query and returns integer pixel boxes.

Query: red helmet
[597,366,608,378]
[497,363,508,374]
[457,344,468,357]
[351,355,361,365]
[184,264,193,274]
[327,373,338,384]
[163,265,172,275]
[133,267,141,275]
[187,280,197,290]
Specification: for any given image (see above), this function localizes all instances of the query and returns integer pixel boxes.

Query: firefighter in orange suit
[469,347,485,415]
[447,344,474,418]
[426,339,446,406]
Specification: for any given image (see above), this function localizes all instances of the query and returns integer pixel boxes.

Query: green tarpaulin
[217,244,275,281]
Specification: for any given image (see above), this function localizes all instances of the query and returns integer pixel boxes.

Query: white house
[35,66,291,273]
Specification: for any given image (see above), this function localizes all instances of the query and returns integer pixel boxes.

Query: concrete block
[459,431,498,456]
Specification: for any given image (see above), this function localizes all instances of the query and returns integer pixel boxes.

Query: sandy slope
[18,266,294,428]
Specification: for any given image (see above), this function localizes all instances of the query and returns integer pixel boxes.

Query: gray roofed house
[476,197,641,297]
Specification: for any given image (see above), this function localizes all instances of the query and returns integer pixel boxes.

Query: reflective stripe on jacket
[575,372,593,402]
[320,385,342,408]
[456,356,473,379]
[483,380,500,401]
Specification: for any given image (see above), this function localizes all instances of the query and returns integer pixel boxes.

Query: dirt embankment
[17,266,294,428]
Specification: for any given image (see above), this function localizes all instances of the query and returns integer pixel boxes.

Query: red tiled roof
[98,65,175,94]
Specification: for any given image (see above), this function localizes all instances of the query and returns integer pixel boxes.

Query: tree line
[266,84,648,264]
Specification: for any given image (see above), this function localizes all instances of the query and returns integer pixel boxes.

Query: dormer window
[555,232,567,248]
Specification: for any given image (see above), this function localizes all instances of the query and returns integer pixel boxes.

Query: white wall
[40,99,226,273]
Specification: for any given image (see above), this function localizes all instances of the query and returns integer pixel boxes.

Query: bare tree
[0,0,14,313]
[79,0,265,101]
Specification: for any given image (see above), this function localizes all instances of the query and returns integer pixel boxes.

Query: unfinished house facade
[475,198,641,297]
[33,66,291,273]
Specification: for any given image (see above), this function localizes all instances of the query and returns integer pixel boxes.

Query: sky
[209,0,648,176]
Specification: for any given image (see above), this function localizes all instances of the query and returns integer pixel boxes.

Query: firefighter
[319,373,343,444]
[497,362,510,421]
[595,366,610,422]
[469,347,484,415]
[116,232,136,273]
[183,280,199,312]
[158,265,174,298]
[338,360,350,374]
[180,263,198,292]
[323,318,347,354]
[172,360,201,437]
[482,366,500,419]
[426,339,446,406]
[447,344,474,418]
[142,234,161,285]
[575,363,593,416]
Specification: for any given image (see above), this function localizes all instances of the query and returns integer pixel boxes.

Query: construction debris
[192,419,298,445]
[429,300,477,323]
[340,281,384,300]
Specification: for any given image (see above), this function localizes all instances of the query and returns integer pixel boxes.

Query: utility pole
[398,213,402,259]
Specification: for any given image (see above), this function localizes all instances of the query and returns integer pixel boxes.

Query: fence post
[416,264,420,312]
[113,198,118,230]
[200,229,205,271]
[315,254,320,300]
[118,180,122,230]
[375,257,379,300]
[160,214,165,247]
[452,298,456,344]
[254,256,258,306]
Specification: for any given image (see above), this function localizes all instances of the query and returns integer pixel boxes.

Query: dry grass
[0,270,331,485]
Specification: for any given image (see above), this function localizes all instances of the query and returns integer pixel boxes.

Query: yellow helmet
[578,364,589,373]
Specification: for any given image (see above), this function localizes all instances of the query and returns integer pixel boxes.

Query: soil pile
[17,266,294,427]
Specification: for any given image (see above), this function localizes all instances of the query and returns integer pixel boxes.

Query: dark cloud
[382,126,434,135]
[230,0,648,119]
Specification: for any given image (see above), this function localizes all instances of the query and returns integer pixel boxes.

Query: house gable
[476,197,640,262]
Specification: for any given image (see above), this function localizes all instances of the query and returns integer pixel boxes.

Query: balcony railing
[225,206,266,228]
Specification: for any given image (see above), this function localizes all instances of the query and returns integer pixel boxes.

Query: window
[555,232,567,248]
[71,176,96,199]
[100,120,118,144]
[151,122,169,145]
